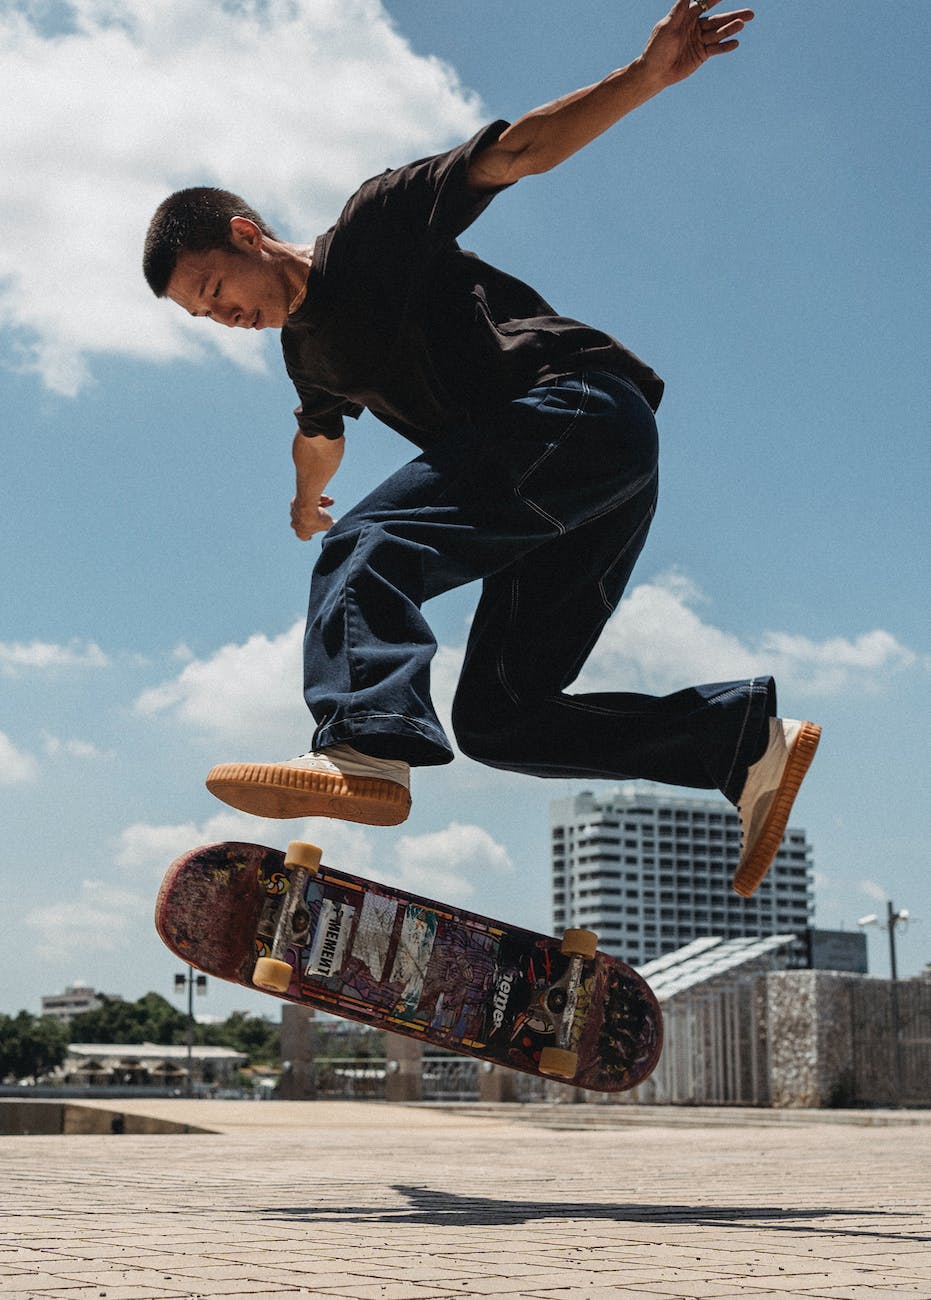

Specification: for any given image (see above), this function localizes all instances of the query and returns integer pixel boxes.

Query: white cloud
[858,880,888,903]
[0,731,39,784]
[26,880,149,961]
[0,0,484,394]
[0,638,109,675]
[116,808,305,872]
[577,571,918,698]
[42,734,110,760]
[135,619,309,755]
[116,807,507,905]
[387,822,513,902]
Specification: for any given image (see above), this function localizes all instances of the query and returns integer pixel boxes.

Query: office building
[551,784,814,964]
[41,981,108,1024]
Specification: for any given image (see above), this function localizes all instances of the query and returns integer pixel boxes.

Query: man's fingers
[700,7,754,25]
[703,18,749,44]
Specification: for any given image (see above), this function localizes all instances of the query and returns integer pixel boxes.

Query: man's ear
[229,216,263,251]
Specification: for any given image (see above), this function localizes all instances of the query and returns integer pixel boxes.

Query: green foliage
[193,1011,280,1065]
[69,992,187,1046]
[0,1012,69,1083]
[68,991,280,1066]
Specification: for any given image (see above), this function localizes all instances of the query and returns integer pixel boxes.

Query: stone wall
[766,971,930,1107]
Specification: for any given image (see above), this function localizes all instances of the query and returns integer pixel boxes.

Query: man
[143,0,820,899]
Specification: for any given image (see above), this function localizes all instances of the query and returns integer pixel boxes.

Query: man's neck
[285,242,314,315]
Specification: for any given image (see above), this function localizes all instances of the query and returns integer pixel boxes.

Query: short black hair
[143,187,278,297]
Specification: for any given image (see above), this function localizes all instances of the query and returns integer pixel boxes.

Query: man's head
[144,188,305,330]
[143,187,276,297]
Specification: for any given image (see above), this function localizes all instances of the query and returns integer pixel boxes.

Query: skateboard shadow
[262,1185,919,1240]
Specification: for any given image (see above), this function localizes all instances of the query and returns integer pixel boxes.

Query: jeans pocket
[513,373,658,534]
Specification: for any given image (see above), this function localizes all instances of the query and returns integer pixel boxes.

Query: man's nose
[215,303,243,327]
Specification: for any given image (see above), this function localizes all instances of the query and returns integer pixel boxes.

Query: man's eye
[213,282,222,298]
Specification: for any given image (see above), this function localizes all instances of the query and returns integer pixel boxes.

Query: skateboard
[155,840,663,1093]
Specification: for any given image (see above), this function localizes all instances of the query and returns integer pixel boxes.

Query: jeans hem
[721,677,777,805]
[313,714,454,768]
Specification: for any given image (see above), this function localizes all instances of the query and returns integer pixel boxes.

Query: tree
[195,1011,280,1065]
[69,993,187,1045]
[69,992,281,1066]
[0,1012,68,1084]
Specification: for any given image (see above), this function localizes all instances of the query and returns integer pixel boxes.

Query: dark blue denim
[304,370,773,805]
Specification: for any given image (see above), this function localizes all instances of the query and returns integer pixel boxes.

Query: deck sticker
[389,906,439,1018]
[305,898,355,979]
[489,966,518,1036]
[350,891,397,982]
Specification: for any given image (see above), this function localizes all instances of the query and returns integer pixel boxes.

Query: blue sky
[1,0,928,1020]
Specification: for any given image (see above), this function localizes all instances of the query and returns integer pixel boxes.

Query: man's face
[165,220,293,330]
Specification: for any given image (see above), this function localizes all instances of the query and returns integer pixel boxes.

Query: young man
[143,0,820,899]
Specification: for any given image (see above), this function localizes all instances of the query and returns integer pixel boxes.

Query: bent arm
[291,432,344,539]
[468,0,753,190]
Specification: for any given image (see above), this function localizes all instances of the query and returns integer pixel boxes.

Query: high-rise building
[551,784,814,964]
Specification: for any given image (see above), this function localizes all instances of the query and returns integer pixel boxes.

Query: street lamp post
[856,902,910,980]
[174,967,207,1096]
[857,902,910,1105]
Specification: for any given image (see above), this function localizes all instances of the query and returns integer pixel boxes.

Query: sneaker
[205,743,411,826]
[733,718,821,898]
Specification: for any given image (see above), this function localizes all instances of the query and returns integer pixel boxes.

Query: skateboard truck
[537,928,599,1082]
[252,841,322,993]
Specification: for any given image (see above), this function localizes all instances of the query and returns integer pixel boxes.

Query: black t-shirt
[282,120,664,449]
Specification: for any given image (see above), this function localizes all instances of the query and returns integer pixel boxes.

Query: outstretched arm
[468,0,754,191]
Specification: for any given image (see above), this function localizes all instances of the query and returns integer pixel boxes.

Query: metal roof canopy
[637,934,798,1001]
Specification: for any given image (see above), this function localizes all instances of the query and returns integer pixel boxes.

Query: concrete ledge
[0,1099,214,1135]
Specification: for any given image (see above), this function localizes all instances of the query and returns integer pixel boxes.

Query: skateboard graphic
[155,840,663,1092]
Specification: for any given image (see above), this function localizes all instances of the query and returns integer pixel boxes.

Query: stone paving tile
[3,1103,931,1300]
[520,1289,669,1300]
[310,1287,463,1300]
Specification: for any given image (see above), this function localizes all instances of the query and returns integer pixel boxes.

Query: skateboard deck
[155,840,663,1093]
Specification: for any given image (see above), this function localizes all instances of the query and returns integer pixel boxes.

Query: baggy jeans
[303,370,774,806]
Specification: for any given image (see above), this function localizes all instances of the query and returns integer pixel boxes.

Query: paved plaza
[2,1100,930,1299]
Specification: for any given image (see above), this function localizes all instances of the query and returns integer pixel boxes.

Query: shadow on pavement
[260,1184,924,1241]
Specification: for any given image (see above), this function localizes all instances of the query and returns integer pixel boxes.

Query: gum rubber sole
[732,722,822,899]
[205,762,411,826]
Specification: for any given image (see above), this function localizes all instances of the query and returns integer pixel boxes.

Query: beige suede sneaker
[733,718,821,898]
[205,743,411,825]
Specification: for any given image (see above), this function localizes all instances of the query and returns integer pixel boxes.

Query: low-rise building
[63,1042,247,1088]
[41,982,110,1024]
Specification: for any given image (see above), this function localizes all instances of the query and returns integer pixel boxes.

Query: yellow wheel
[285,840,322,870]
[561,928,598,959]
[253,957,294,993]
[538,1047,579,1080]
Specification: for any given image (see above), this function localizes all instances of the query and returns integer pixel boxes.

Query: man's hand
[291,494,335,540]
[291,431,344,540]
[641,0,754,89]
[467,0,754,191]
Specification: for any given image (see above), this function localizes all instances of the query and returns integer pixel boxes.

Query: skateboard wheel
[253,957,294,993]
[284,841,322,870]
[539,1047,579,1080]
[561,928,598,959]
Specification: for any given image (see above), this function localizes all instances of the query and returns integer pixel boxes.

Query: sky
[1,0,929,1022]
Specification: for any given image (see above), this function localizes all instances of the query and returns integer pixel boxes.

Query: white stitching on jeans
[596,490,656,612]
[495,573,523,706]
[724,677,757,797]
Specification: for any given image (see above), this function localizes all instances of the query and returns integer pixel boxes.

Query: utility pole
[174,967,207,1096]
[857,902,910,1105]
